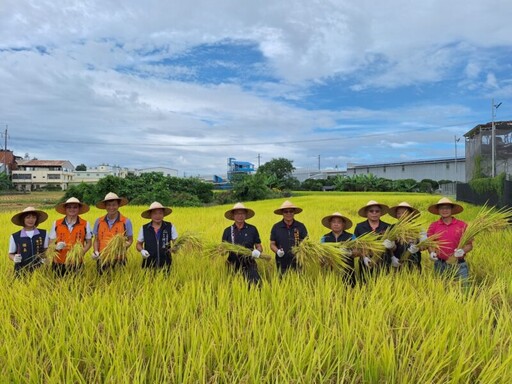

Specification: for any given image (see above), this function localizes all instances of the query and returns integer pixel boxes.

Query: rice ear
[100,233,128,267]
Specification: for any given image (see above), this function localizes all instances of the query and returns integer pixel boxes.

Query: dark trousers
[52,263,83,277]
[228,260,261,288]
[96,259,126,275]
[276,256,299,275]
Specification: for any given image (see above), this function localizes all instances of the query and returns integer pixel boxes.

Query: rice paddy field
[1,192,512,383]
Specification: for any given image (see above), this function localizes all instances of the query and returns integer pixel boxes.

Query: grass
[0,192,511,382]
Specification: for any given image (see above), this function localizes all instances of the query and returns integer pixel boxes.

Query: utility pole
[2,125,7,175]
[454,135,460,182]
[318,154,321,171]
[257,153,261,167]
[491,98,502,177]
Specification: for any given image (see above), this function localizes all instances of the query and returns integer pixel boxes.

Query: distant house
[12,160,75,191]
[134,167,178,177]
[464,120,512,180]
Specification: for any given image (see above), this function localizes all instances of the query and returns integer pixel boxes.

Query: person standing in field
[8,207,49,275]
[353,200,395,281]
[49,197,92,276]
[136,202,177,272]
[222,202,263,287]
[320,212,356,287]
[92,192,133,274]
[270,200,308,274]
[427,197,472,285]
[387,202,423,272]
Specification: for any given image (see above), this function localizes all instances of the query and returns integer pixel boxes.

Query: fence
[456,180,512,208]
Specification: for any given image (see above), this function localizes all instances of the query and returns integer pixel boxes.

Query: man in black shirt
[222,202,263,286]
[270,200,308,274]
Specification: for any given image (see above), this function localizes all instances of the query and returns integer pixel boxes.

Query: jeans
[434,259,469,287]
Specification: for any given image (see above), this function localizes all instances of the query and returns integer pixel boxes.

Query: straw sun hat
[428,197,464,215]
[11,207,48,227]
[55,197,90,215]
[321,212,353,230]
[274,200,303,215]
[224,202,255,220]
[357,200,389,217]
[141,202,173,219]
[95,192,129,209]
[388,202,420,219]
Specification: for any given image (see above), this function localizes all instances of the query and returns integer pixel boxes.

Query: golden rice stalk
[458,204,512,248]
[44,242,58,263]
[204,242,272,261]
[383,214,423,244]
[291,237,350,271]
[400,232,447,261]
[342,232,386,259]
[65,243,84,267]
[172,231,203,254]
[100,233,128,267]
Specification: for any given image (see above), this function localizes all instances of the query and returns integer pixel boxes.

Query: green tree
[256,158,299,190]
[75,164,87,171]
[0,173,13,190]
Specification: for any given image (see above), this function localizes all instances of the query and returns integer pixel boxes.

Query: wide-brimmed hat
[11,206,48,227]
[55,197,90,215]
[95,192,129,209]
[357,200,389,217]
[388,202,420,219]
[274,200,303,215]
[224,202,255,220]
[428,197,464,215]
[141,201,172,219]
[321,212,353,230]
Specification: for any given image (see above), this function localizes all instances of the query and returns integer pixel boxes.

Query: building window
[383,166,386,173]
[402,165,405,172]
[367,168,369,173]
[48,174,61,180]
[12,174,31,179]
[446,163,450,169]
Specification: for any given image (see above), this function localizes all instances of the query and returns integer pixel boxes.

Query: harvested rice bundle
[205,242,272,261]
[100,233,128,267]
[44,243,58,264]
[458,204,512,249]
[342,232,386,260]
[383,214,423,244]
[292,237,350,271]
[400,232,446,261]
[65,243,84,267]
[172,232,203,254]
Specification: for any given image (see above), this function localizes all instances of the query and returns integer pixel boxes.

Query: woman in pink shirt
[427,197,472,285]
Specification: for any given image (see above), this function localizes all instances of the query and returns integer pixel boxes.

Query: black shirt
[270,219,308,258]
[222,223,261,264]
[321,231,352,243]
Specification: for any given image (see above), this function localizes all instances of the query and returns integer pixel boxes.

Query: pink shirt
[427,217,467,260]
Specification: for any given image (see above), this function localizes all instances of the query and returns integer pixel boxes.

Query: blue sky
[1,0,511,176]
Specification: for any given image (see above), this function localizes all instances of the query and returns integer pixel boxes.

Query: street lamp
[491,98,502,177]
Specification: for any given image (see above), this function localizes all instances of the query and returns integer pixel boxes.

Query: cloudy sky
[1,0,511,176]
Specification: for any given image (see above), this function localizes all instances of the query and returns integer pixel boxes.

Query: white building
[71,164,129,184]
[293,168,347,182]
[134,167,179,177]
[347,158,466,182]
[12,160,75,191]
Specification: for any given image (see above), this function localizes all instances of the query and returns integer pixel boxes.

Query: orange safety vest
[97,214,127,252]
[54,217,88,264]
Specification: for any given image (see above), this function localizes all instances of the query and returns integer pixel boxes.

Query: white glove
[363,256,372,268]
[13,254,22,263]
[140,249,150,258]
[419,231,428,242]
[251,249,261,259]
[383,239,395,249]
[39,257,47,264]
[92,251,100,260]
[55,241,67,251]
[454,249,465,258]
[276,249,285,258]
[429,251,438,261]
[408,244,419,254]
[391,256,401,268]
